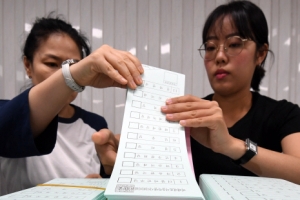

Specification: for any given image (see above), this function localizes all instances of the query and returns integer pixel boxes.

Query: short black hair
[23,13,90,63]
[202,0,273,92]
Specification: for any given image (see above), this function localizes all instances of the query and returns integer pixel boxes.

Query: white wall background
[0,0,299,134]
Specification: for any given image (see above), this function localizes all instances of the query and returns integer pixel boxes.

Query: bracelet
[61,59,85,92]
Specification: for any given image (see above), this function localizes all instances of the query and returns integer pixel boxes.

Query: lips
[214,69,229,80]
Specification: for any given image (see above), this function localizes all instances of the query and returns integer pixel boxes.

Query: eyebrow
[43,54,81,62]
[43,54,62,61]
[206,32,240,41]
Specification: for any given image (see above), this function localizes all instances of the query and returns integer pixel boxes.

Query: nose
[215,44,227,64]
[217,44,226,53]
[215,44,227,57]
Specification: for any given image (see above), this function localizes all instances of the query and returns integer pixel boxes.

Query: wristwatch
[233,138,258,165]
[62,59,85,92]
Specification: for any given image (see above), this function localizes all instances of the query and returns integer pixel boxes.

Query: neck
[58,104,75,118]
[213,90,253,127]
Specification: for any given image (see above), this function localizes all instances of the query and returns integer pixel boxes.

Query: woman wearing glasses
[161,1,300,184]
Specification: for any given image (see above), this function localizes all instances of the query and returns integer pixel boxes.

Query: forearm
[242,148,300,184]
[222,137,300,184]
[29,68,74,137]
[29,44,143,137]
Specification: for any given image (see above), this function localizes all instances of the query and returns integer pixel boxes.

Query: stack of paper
[0,178,109,200]
[104,65,204,200]
[200,174,300,200]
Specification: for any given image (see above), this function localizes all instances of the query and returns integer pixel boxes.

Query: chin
[212,85,233,96]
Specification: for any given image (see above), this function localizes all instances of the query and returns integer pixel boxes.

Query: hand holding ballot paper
[2,65,300,200]
[0,65,204,200]
[103,65,204,199]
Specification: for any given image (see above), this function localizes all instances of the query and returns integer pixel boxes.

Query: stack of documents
[0,178,109,200]
[104,65,204,200]
[200,174,300,200]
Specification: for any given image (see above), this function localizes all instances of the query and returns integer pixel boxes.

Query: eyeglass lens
[199,37,245,60]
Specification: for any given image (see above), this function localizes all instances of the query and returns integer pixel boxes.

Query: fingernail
[161,106,167,111]
[120,77,127,84]
[166,114,173,119]
[137,76,143,85]
[138,65,144,73]
[130,80,137,89]
[166,99,172,104]
[180,120,186,126]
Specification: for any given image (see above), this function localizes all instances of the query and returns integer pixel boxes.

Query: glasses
[198,36,251,61]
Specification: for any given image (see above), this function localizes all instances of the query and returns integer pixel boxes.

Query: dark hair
[23,13,91,63]
[202,0,272,92]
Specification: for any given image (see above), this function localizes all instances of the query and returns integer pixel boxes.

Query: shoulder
[251,92,300,142]
[252,92,300,139]
[0,100,9,107]
[71,105,108,130]
[253,92,300,114]
[202,94,214,101]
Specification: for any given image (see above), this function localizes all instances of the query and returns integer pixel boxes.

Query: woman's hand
[71,45,144,90]
[92,129,119,175]
[161,95,236,156]
[85,174,102,178]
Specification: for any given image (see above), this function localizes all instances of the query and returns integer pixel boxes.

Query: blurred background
[0,0,299,134]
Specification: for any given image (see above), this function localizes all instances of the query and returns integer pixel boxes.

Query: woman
[0,19,143,159]
[161,1,300,184]
[0,16,143,195]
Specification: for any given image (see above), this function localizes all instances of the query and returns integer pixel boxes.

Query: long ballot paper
[105,65,204,200]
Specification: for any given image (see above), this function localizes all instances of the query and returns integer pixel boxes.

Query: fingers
[162,96,209,113]
[105,47,143,89]
[165,95,201,105]
[85,174,102,178]
[162,97,217,115]
[179,115,223,129]
[92,129,119,175]
[160,95,224,129]
[115,133,121,142]
[165,108,217,122]
[92,128,116,145]
[92,129,120,147]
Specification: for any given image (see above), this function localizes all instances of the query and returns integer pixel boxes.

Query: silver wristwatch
[62,59,85,92]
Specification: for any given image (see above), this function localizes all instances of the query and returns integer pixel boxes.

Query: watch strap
[232,138,257,165]
[62,59,85,92]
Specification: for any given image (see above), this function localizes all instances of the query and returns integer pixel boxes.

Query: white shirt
[0,105,107,195]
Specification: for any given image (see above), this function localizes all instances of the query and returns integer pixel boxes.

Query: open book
[104,65,204,200]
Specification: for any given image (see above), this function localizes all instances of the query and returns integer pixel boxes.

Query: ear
[23,56,32,79]
[256,43,269,66]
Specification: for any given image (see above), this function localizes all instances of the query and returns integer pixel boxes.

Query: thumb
[92,128,113,145]
[85,174,102,178]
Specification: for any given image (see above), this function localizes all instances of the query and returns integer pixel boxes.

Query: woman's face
[204,16,265,96]
[24,33,81,102]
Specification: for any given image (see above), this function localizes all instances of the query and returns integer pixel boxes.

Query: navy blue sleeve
[78,107,108,131]
[74,106,110,178]
[0,88,58,158]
